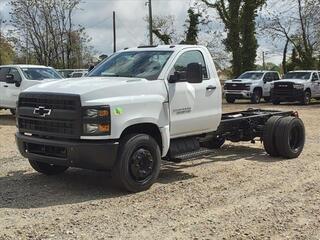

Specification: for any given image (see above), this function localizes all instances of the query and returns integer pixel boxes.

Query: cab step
[169,148,215,163]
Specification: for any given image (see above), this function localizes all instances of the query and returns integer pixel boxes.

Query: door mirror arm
[168,72,180,83]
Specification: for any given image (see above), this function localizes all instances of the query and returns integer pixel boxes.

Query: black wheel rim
[129,148,154,182]
[289,126,303,152]
[305,94,310,104]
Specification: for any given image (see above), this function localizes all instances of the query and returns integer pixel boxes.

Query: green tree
[202,0,266,77]
[240,0,265,72]
[181,8,202,45]
[0,36,15,65]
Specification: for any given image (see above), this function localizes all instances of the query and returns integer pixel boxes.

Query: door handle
[206,85,216,91]
[4,85,8,88]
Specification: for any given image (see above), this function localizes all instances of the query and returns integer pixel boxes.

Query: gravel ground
[1,102,320,240]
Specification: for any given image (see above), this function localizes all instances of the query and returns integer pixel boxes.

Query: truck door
[167,49,220,138]
[0,67,10,108]
[311,72,320,97]
[2,67,22,108]
[263,72,277,97]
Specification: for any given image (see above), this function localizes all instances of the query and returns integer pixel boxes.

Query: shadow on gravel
[0,144,289,209]
[0,114,15,126]
[0,165,196,209]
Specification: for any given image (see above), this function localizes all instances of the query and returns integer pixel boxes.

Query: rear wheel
[251,89,262,104]
[263,116,283,157]
[112,134,161,192]
[29,159,69,175]
[274,117,305,159]
[301,91,311,105]
[226,96,236,104]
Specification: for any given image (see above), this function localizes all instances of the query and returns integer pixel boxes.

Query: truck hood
[23,77,168,104]
[225,79,256,84]
[275,79,307,84]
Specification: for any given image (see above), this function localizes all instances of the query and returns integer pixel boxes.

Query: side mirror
[5,74,15,84]
[186,63,203,84]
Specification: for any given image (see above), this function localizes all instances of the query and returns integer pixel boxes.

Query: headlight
[84,108,109,118]
[245,83,252,87]
[293,84,304,89]
[82,106,111,136]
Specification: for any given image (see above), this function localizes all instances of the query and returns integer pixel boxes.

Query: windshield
[238,72,263,80]
[22,68,63,80]
[283,72,311,80]
[88,51,173,80]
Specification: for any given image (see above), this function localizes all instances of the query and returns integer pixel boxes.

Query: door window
[272,72,280,81]
[312,73,319,81]
[0,68,10,82]
[171,50,209,80]
[8,68,22,83]
[263,73,273,82]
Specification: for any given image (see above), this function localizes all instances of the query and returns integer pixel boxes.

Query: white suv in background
[0,65,63,115]
[224,71,281,104]
[271,71,320,105]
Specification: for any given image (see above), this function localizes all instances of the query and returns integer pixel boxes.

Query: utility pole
[113,11,116,53]
[262,51,265,69]
[148,0,153,45]
[0,19,3,65]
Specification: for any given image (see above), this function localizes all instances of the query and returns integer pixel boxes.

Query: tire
[29,159,69,175]
[112,134,161,192]
[264,97,271,103]
[10,109,16,115]
[301,91,311,105]
[201,136,225,149]
[274,117,305,159]
[263,116,283,157]
[226,96,236,104]
[251,89,262,104]
[272,99,280,105]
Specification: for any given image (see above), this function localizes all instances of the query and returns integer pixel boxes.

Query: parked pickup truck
[0,65,63,115]
[15,45,305,192]
[271,70,320,105]
[224,71,281,104]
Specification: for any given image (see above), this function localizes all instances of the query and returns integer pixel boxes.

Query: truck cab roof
[121,45,208,53]
[0,64,53,69]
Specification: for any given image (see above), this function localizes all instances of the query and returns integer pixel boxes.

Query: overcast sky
[0,0,285,64]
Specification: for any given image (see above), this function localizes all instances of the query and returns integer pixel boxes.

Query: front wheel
[112,134,161,192]
[264,97,271,103]
[226,96,236,104]
[10,109,16,116]
[29,159,69,175]
[272,99,280,105]
[301,91,311,105]
[251,89,262,104]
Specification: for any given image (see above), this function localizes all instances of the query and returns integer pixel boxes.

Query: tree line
[151,0,320,77]
[0,0,94,68]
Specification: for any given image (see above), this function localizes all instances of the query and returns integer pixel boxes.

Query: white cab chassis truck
[0,65,63,115]
[224,71,281,104]
[15,45,305,192]
[271,71,320,105]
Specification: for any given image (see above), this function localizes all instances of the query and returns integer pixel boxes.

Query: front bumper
[224,90,252,99]
[16,133,119,170]
[271,89,305,102]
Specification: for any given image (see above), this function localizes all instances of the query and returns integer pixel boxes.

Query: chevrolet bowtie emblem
[33,106,52,117]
